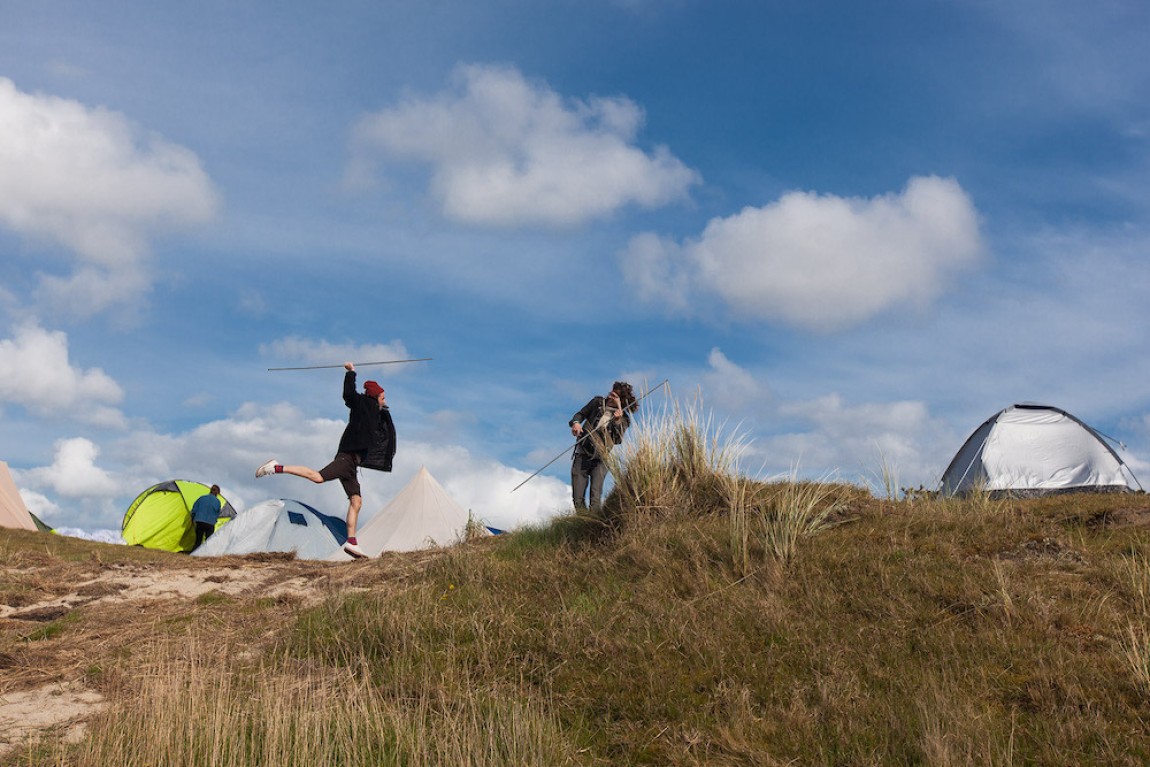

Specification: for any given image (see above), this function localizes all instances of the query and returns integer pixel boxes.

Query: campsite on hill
[4,403,1150,766]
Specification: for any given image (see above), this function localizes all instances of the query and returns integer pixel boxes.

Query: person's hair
[612,381,638,413]
[210,484,220,494]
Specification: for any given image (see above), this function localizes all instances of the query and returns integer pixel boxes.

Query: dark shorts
[319,452,362,498]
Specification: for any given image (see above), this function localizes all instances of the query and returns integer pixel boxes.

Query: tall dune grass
[602,392,843,574]
[601,392,749,525]
[51,633,578,766]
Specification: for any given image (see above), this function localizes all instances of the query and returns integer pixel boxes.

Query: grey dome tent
[192,498,347,560]
[940,403,1142,497]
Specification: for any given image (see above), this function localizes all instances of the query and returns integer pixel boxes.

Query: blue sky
[2,0,1148,535]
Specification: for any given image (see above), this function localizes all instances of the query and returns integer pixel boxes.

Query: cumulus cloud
[0,77,219,314]
[699,348,769,413]
[622,176,984,331]
[23,437,119,498]
[15,488,60,522]
[260,336,416,370]
[756,394,953,491]
[37,266,155,320]
[54,527,126,544]
[349,63,699,227]
[0,323,125,425]
[651,347,960,492]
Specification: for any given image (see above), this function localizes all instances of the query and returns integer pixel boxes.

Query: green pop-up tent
[121,480,236,552]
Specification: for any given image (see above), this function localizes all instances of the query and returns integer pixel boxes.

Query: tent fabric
[940,403,1141,497]
[121,480,237,552]
[337,466,481,558]
[0,461,38,532]
[192,499,347,560]
[29,512,54,533]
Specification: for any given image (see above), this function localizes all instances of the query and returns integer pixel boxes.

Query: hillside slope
[3,490,1150,765]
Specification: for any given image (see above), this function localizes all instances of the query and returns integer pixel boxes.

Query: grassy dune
[5,405,1150,765]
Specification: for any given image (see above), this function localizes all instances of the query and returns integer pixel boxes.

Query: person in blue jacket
[255,362,396,559]
[190,484,222,549]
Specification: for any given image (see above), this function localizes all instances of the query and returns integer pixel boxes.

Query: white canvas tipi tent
[192,499,347,560]
[0,461,38,532]
[338,466,481,558]
[940,403,1142,497]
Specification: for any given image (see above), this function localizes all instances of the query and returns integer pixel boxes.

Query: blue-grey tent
[192,498,346,560]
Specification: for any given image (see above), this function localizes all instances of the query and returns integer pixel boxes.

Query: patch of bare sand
[0,681,106,757]
[1,559,352,620]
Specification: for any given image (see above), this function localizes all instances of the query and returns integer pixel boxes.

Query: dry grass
[602,393,749,524]
[6,401,1150,765]
[45,637,577,767]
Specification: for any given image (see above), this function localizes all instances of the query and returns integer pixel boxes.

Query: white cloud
[36,266,155,320]
[755,394,953,491]
[350,63,700,227]
[23,437,119,498]
[652,347,962,493]
[15,487,60,521]
[0,77,219,315]
[260,336,418,371]
[54,527,126,544]
[0,323,125,425]
[622,176,984,331]
[699,348,769,412]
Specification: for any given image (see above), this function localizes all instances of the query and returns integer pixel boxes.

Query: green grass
[193,591,235,606]
[17,611,82,643]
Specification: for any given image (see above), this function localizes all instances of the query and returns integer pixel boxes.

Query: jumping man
[256,362,396,558]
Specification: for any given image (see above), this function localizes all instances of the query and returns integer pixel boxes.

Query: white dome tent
[939,403,1142,497]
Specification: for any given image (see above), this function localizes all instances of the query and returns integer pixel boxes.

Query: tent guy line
[266,358,433,371]
[510,379,670,494]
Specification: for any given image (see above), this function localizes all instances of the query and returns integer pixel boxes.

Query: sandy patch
[0,681,106,757]
[0,564,333,620]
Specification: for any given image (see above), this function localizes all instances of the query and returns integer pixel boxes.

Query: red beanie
[364,381,384,398]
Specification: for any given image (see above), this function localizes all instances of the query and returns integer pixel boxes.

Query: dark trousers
[572,456,608,510]
[193,521,215,548]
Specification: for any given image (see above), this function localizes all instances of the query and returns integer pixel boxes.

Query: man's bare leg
[342,494,367,559]
[256,460,323,482]
[346,494,362,539]
[279,465,324,483]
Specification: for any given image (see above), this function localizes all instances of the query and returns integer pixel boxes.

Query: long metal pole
[510,379,669,493]
[267,358,433,371]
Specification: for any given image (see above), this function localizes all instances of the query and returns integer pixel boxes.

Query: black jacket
[569,395,630,461]
[337,372,396,468]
